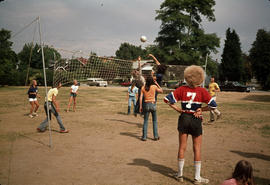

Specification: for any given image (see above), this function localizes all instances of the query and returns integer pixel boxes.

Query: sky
[0,0,270,60]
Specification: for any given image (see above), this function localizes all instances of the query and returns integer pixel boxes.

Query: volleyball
[140,35,147,42]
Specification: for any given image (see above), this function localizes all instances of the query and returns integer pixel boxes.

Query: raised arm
[137,56,141,73]
[154,80,163,93]
[148,54,160,65]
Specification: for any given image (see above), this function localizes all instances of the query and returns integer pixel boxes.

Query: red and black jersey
[164,85,217,113]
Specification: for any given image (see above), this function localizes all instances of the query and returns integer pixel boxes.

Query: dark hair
[130,81,136,93]
[145,76,155,92]
[156,64,167,74]
[232,160,254,185]
[52,82,61,88]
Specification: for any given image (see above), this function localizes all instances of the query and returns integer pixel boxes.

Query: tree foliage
[115,42,146,60]
[219,28,244,82]
[17,43,61,85]
[242,53,253,83]
[249,29,270,90]
[18,43,61,70]
[0,29,18,85]
[154,0,219,65]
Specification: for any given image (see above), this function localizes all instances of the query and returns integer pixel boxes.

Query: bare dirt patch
[0,86,269,185]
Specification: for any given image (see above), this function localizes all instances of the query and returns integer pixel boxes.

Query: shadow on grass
[19,128,68,147]
[18,133,49,147]
[254,176,270,185]
[120,132,141,140]
[242,95,270,102]
[127,158,193,183]
[230,150,270,161]
[117,111,126,114]
[120,132,160,141]
[117,111,143,117]
[106,118,142,128]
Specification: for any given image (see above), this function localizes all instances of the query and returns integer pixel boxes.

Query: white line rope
[11,17,39,39]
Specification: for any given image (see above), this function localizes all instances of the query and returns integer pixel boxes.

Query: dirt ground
[0,86,270,185]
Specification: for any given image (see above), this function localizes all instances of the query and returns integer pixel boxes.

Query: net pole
[202,53,208,88]
[38,16,52,148]
[25,23,37,86]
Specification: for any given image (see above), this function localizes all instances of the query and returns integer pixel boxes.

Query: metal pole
[203,53,208,88]
[38,16,52,148]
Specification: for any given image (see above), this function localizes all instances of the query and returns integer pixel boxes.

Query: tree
[17,43,61,85]
[242,53,253,83]
[155,0,220,65]
[219,28,244,82]
[115,42,146,60]
[0,29,18,85]
[18,43,61,70]
[249,29,270,90]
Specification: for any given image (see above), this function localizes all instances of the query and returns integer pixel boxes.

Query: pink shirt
[220,178,237,185]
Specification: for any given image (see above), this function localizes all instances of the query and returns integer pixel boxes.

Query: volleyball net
[53,55,133,86]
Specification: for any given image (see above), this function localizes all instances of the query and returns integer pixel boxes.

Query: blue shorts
[70,93,77,97]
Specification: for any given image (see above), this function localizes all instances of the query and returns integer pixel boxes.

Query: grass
[0,132,19,142]
[0,86,27,92]
[0,87,270,185]
[1,86,270,137]
[260,125,270,136]
[48,87,270,138]
[222,102,270,111]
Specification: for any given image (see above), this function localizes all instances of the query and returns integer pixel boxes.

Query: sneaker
[37,128,45,132]
[173,174,184,182]
[59,129,69,133]
[154,137,160,141]
[208,119,215,124]
[216,113,221,120]
[29,114,34,118]
[32,112,38,117]
[194,177,209,184]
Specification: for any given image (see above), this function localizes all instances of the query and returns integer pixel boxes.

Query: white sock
[178,158,185,177]
[194,161,201,180]
[213,108,220,115]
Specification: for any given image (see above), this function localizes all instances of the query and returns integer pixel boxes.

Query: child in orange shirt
[140,76,163,141]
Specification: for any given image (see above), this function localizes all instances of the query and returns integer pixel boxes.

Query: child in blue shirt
[127,81,138,115]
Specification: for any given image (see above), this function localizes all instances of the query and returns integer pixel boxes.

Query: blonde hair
[184,65,205,87]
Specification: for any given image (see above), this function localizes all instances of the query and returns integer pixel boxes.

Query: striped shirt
[164,85,217,113]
